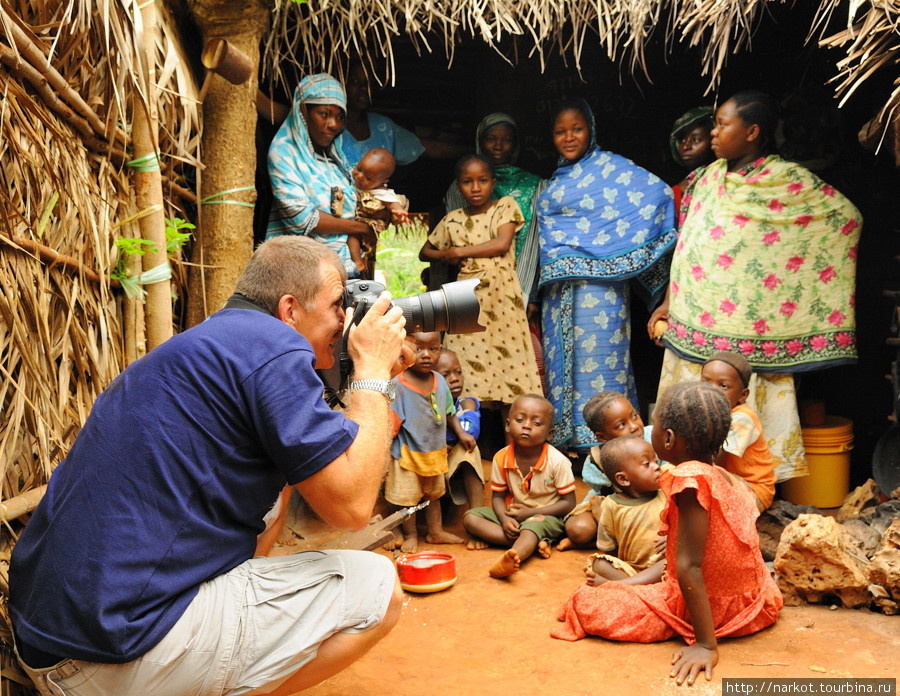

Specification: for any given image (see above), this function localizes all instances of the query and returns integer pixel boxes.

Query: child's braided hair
[582,390,628,433]
[654,382,731,463]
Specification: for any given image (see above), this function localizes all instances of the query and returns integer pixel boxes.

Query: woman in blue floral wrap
[538,100,676,450]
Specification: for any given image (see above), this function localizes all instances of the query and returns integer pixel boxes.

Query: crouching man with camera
[9,236,414,696]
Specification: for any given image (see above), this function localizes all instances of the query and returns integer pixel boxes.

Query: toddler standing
[700,350,776,511]
[435,350,485,537]
[463,394,576,578]
[553,382,782,686]
[386,331,476,553]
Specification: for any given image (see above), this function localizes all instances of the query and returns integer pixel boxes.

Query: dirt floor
[282,472,900,696]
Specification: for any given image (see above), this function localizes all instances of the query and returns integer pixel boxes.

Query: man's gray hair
[234,236,346,314]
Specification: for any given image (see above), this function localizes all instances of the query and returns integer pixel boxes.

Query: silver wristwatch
[349,379,396,402]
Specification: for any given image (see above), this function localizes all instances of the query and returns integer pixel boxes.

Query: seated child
[463,394,576,578]
[385,331,476,553]
[559,391,651,551]
[553,382,783,686]
[700,350,776,511]
[584,435,665,587]
[350,147,410,278]
[435,350,485,540]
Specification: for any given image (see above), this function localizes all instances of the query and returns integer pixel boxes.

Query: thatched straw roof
[264,0,900,157]
[0,0,199,629]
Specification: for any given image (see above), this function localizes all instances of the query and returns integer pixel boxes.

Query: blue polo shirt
[9,308,358,663]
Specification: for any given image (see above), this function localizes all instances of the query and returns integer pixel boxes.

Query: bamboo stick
[0,233,121,288]
[131,0,172,349]
[1,484,46,522]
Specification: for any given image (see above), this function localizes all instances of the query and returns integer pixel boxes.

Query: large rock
[859,500,900,536]
[868,518,900,599]
[774,513,870,608]
[835,479,880,522]
[757,499,820,561]
[841,518,883,558]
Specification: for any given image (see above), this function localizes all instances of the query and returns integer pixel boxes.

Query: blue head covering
[537,99,675,294]
[297,72,347,111]
[266,74,357,272]
[551,99,598,166]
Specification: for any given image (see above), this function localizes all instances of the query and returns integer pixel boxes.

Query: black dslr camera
[339,278,485,381]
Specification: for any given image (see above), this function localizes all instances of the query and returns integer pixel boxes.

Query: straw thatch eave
[263,0,900,157]
[0,0,200,532]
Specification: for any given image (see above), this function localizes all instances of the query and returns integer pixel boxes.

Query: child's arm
[441,221,517,261]
[491,490,519,540]
[671,489,718,686]
[618,560,665,586]
[456,398,481,439]
[254,485,291,557]
[420,239,457,264]
[506,490,576,522]
[388,201,410,224]
[448,414,477,452]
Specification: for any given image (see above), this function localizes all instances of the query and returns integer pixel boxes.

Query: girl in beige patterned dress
[420,154,543,417]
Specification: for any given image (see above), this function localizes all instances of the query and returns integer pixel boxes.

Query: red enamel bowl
[396,551,457,593]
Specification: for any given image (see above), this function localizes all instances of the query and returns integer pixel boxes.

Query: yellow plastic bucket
[780,416,853,508]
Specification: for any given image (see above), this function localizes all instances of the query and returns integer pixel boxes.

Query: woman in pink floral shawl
[648,91,862,482]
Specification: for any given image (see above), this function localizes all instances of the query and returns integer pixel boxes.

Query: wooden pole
[132,0,173,348]
[185,0,271,327]
[1,485,47,522]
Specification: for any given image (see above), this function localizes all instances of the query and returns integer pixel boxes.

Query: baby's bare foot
[425,530,464,545]
[489,548,521,578]
[537,540,552,559]
[400,534,419,554]
[466,537,489,551]
[556,537,574,552]
[383,529,403,551]
[585,569,608,587]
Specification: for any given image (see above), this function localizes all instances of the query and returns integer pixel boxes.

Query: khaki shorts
[384,457,446,507]
[17,550,396,696]
[445,443,484,505]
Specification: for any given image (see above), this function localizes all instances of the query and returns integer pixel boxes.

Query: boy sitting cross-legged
[463,394,576,578]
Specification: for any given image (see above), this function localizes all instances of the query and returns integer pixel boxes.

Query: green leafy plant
[165,217,195,254]
[111,216,194,283]
[375,221,429,297]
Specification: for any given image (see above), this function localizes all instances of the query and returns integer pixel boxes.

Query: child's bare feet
[584,568,608,587]
[556,537,574,552]
[383,529,403,551]
[537,540,552,558]
[425,530,464,545]
[466,537,489,550]
[489,548,521,578]
[400,533,419,554]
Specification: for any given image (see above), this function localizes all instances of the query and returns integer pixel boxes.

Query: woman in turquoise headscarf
[444,113,545,301]
[538,100,676,450]
[267,73,373,277]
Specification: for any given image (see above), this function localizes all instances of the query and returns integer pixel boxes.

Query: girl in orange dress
[552,382,782,686]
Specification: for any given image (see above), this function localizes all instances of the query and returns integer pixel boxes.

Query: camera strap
[221,293,274,316]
